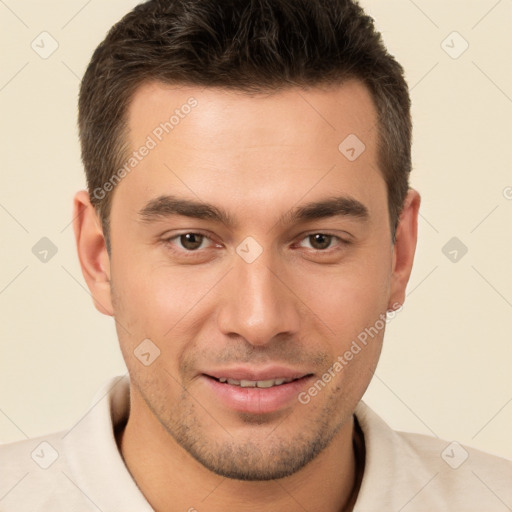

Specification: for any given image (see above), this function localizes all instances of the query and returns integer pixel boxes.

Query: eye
[167,233,212,251]
[298,233,342,251]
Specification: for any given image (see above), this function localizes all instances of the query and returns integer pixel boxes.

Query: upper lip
[204,366,311,381]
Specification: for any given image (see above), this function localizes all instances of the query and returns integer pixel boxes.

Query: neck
[117,388,363,512]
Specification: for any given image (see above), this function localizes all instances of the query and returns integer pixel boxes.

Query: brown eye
[179,233,205,250]
[308,233,333,250]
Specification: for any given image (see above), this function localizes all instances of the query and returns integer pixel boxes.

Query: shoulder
[0,376,137,511]
[354,401,512,511]
[399,430,512,501]
[0,430,67,480]
[0,431,92,511]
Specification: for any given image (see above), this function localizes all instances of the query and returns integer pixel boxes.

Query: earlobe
[72,190,114,316]
[388,188,421,309]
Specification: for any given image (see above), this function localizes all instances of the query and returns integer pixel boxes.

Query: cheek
[296,251,392,339]
[110,249,224,345]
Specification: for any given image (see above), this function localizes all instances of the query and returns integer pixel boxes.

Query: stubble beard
[134,376,350,481]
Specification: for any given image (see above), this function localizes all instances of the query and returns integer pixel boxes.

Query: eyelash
[162,231,349,258]
[162,232,219,257]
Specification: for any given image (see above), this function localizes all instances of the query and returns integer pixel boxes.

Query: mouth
[201,369,314,415]
[209,376,304,388]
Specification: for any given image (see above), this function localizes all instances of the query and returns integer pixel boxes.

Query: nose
[216,251,302,346]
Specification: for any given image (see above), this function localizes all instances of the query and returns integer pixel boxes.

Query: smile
[214,377,298,388]
[202,371,314,414]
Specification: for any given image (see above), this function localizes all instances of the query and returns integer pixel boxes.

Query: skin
[73,80,420,511]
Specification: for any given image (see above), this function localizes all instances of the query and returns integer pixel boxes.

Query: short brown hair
[79,0,411,249]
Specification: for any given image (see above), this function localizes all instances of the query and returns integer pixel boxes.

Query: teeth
[217,377,294,388]
[255,379,275,388]
[240,379,257,388]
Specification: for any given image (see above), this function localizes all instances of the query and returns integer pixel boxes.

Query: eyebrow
[138,195,235,225]
[138,194,369,227]
[285,196,369,224]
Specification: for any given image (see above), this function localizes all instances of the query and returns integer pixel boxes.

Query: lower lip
[202,375,313,414]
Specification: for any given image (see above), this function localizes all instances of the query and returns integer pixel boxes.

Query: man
[1,0,510,510]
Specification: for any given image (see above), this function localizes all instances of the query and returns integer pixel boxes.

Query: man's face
[107,81,400,480]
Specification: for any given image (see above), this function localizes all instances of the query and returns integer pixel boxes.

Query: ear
[388,188,421,310]
[72,190,113,316]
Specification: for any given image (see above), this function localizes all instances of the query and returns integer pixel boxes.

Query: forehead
[126,80,377,148]
[114,80,384,228]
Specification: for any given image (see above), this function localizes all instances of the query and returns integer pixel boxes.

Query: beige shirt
[1,376,510,511]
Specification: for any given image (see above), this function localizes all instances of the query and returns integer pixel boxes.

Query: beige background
[1,0,511,461]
